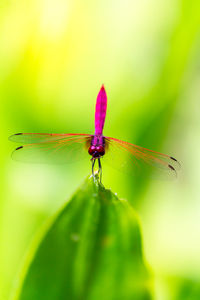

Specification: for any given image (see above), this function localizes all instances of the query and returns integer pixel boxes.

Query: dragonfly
[9,85,180,181]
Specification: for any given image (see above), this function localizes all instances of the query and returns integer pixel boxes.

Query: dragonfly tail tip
[101,84,105,91]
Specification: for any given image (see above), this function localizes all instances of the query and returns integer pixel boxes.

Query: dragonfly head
[88,145,105,158]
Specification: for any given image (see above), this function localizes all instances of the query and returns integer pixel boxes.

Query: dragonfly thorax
[88,145,105,158]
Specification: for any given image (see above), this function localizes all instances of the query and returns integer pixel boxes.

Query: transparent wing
[9,132,90,144]
[103,136,181,179]
[10,133,92,164]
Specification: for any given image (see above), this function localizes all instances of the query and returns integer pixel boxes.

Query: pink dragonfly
[9,85,180,181]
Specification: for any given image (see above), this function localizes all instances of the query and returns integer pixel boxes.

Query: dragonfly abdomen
[95,85,107,135]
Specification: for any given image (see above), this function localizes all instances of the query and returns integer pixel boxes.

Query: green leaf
[13,176,152,300]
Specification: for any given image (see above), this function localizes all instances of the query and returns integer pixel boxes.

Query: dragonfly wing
[103,137,180,179]
[9,133,90,144]
[10,133,92,164]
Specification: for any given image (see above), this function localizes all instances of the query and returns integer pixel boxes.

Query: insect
[9,85,180,181]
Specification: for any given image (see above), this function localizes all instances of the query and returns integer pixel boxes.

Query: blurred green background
[0,0,200,299]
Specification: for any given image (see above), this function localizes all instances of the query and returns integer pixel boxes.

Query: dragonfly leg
[98,158,102,183]
[91,159,96,178]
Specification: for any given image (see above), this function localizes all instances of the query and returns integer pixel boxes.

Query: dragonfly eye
[96,146,105,156]
[88,145,105,157]
[88,145,96,156]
